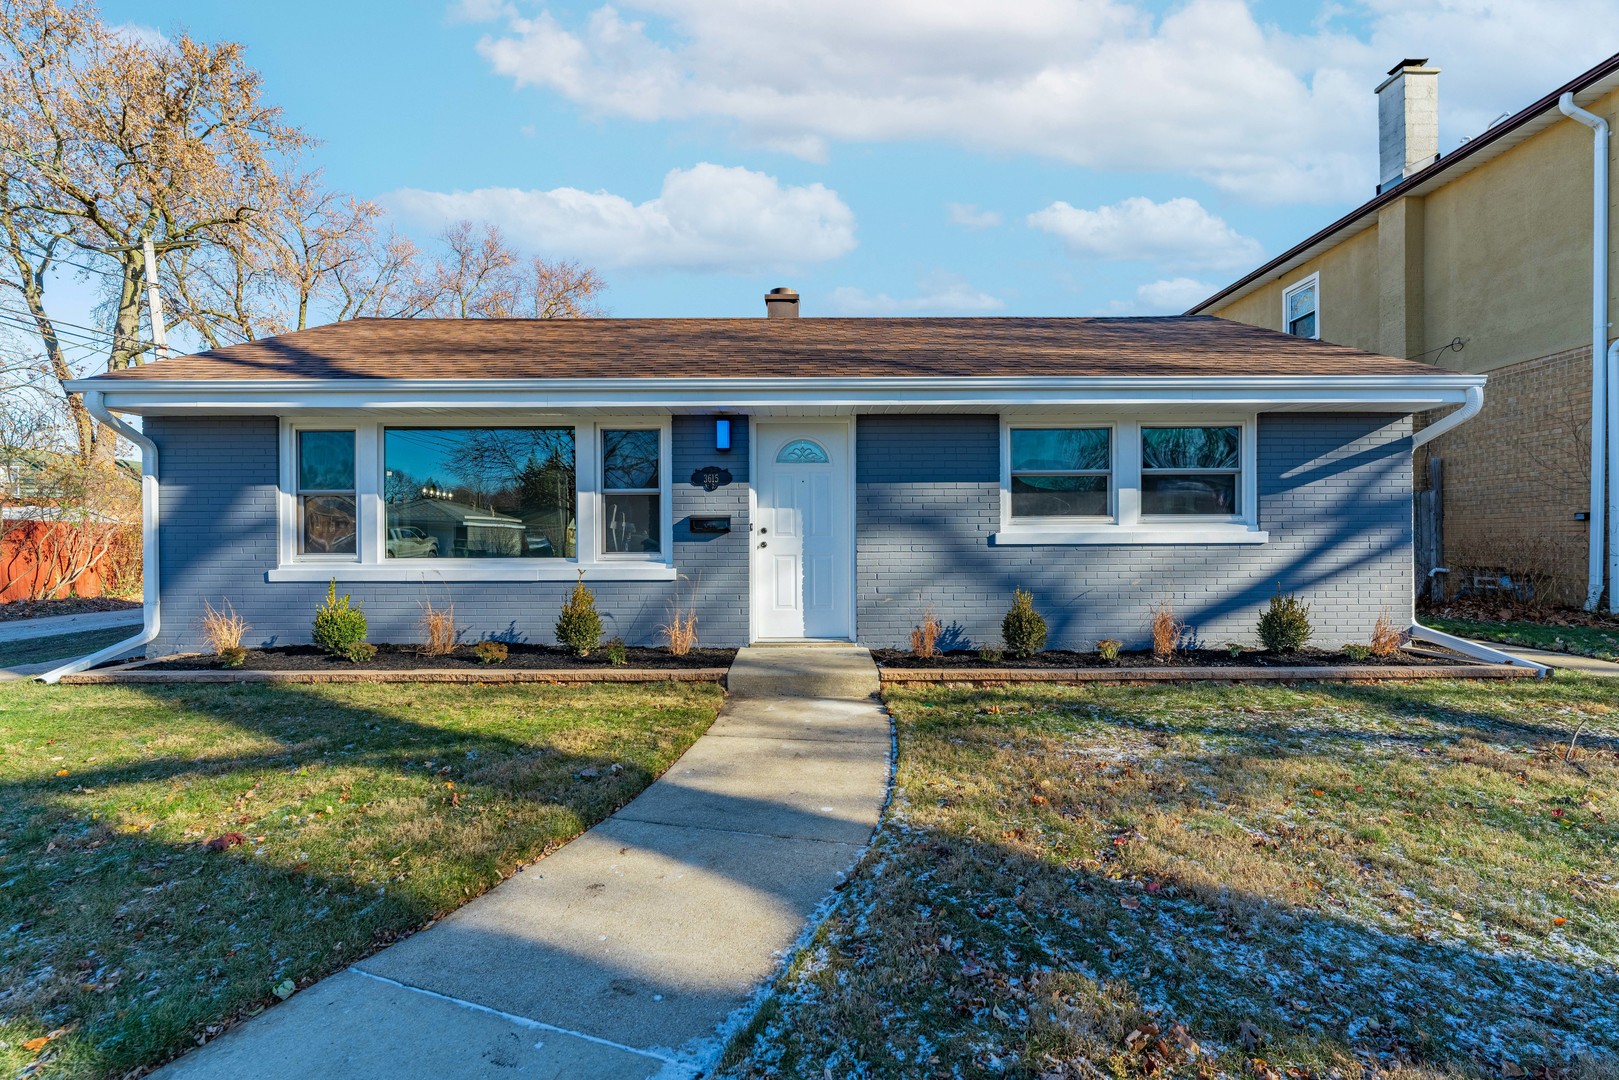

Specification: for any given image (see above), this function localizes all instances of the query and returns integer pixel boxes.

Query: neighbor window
[1141,426,1241,517]
[1283,274,1319,338]
[1009,427,1111,519]
[381,427,577,559]
[296,429,356,556]
[602,428,662,556]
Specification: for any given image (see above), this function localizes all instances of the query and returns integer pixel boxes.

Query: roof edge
[1187,49,1619,316]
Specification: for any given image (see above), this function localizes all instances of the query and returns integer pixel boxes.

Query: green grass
[723,677,1619,1080]
[0,626,139,669]
[0,679,722,1078]
[1427,614,1619,661]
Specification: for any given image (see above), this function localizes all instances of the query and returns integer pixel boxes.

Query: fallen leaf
[1553,916,1568,926]
[1238,1020,1265,1050]
[1119,896,1142,911]
[1029,794,1048,806]
[55,769,68,777]
[205,832,247,852]
[272,979,296,1000]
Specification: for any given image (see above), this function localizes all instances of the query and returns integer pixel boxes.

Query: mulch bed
[1422,599,1619,631]
[872,645,1472,670]
[140,642,737,672]
[0,596,141,622]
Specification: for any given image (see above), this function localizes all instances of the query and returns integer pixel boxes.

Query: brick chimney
[1376,58,1440,193]
[764,287,800,319]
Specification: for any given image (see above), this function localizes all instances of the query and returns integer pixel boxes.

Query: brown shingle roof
[83,316,1453,383]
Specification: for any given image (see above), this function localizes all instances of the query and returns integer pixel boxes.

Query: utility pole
[141,236,170,362]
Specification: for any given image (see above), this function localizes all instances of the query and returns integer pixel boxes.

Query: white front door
[752,422,853,640]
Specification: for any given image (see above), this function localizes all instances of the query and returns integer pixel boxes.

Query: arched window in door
[776,439,830,464]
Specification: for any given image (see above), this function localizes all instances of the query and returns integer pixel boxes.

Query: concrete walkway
[0,608,141,644]
[158,645,891,1079]
[1490,643,1619,677]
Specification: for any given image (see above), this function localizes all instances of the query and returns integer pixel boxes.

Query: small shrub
[1225,642,1243,659]
[1343,643,1374,662]
[606,637,628,666]
[419,600,457,656]
[199,598,248,656]
[1151,602,1187,660]
[218,645,247,669]
[910,606,942,659]
[1370,611,1403,657]
[344,641,377,664]
[556,572,603,657]
[473,640,508,665]
[1256,587,1312,653]
[978,646,1004,664]
[1095,639,1122,664]
[312,580,368,656]
[1001,588,1048,659]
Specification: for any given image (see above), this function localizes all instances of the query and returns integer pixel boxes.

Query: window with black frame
[1008,427,1111,519]
[296,430,357,556]
[381,427,576,559]
[1140,426,1241,517]
[602,429,662,555]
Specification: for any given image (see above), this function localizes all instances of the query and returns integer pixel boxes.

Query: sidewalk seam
[348,968,697,1074]
[607,813,871,847]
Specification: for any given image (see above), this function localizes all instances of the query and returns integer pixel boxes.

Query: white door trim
[749,418,856,642]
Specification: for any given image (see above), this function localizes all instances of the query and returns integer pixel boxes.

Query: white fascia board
[69,374,1487,414]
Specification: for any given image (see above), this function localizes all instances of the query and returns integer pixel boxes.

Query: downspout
[37,391,159,683]
[1558,91,1610,612]
[1407,385,1548,674]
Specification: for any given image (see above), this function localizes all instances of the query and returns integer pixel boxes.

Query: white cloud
[1112,277,1217,315]
[828,273,1006,315]
[386,163,856,273]
[446,0,512,23]
[468,0,1619,204]
[1027,196,1262,272]
[947,202,1002,229]
[109,22,170,49]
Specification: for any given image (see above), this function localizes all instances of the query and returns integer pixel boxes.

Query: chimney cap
[764,287,800,319]
[1386,57,1432,75]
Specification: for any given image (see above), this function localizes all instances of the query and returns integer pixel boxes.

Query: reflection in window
[603,429,662,555]
[383,428,576,559]
[297,430,356,555]
[1285,278,1318,338]
[1141,426,1240,517]
[1009,427,1110,518]
[776,439,829,464]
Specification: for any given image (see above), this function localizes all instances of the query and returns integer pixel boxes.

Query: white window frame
[597,425,671,562]
[1003,422,1116,524]
[1282,272,1320,340]
[1139,424,1246,524]
[271,414,675,582]
[994,414,1266,546]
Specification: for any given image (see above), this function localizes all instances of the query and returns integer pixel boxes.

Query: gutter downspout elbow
[1559,90,1611,612]
[38,392,159,683]
[1411,383,1483,450]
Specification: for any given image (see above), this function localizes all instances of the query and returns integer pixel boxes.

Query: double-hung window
[601,428,662,556]
[1283,273,1319,338]
[1008,427,1111,520]
[1141,426,1242,518]
[296,429,357,557]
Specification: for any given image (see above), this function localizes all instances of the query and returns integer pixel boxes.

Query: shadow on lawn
[0,680,737,1077]
[729,683,1619,1078]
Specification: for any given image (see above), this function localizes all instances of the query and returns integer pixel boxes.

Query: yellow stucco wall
[1205,85,1619,376]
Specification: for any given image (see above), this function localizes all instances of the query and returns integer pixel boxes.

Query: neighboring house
[1190,53,1619,610]
[65,299,1479,654]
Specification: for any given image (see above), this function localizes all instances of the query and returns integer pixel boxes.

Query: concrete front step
[725,644,880,700]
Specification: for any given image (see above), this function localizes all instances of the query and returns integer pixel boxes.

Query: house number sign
[691,466,733,492]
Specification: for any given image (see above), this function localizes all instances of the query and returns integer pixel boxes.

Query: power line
[0,303,160,351]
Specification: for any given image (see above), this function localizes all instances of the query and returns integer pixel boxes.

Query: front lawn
[1425,614,1619,662]
[725,678,1619,1079]
[0,679,722,1078]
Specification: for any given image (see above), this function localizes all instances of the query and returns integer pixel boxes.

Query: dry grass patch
[724,678,1619,1079]
[0,679,721,1079]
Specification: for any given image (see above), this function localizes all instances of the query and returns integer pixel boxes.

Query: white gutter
[38,392,159,683]
[1404,383,1547,675]
[1559,91,1612,612]
[1410,383,1483,449]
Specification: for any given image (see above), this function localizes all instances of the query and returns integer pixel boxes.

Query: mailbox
[689,515,732,534]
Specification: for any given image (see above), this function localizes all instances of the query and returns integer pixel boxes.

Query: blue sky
[79,1,1619,323]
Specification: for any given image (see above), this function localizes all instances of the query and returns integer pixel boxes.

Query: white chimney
[1376,58,1440,193]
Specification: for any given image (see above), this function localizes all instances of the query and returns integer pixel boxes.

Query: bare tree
[410,221,605,319]
[0,0,306,461]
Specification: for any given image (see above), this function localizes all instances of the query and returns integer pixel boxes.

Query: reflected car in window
[386,525,440,559]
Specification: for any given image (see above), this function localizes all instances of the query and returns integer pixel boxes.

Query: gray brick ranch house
[59,300,1487,664]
